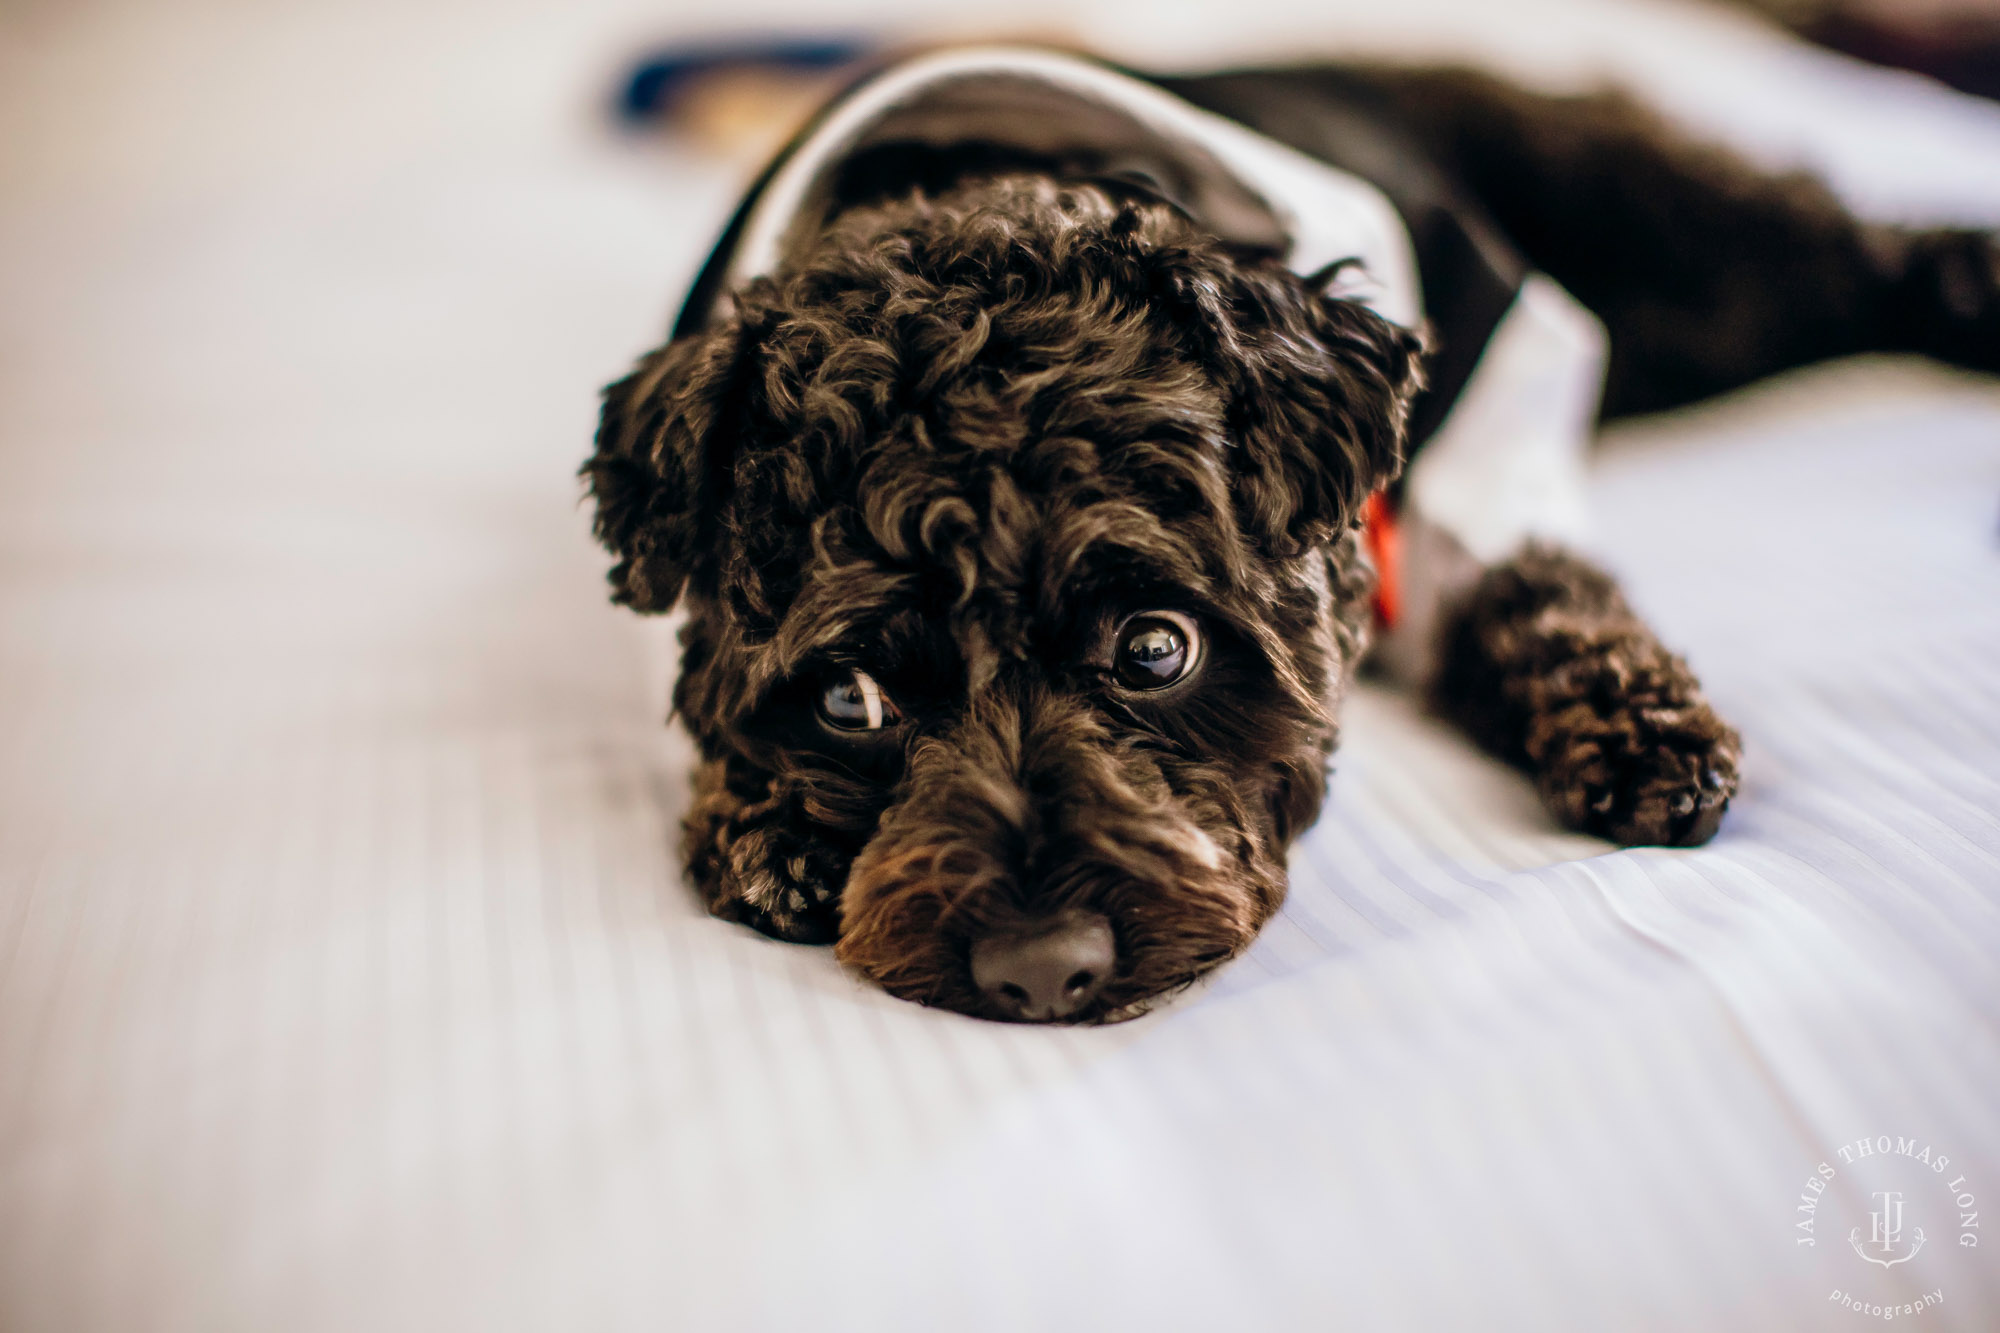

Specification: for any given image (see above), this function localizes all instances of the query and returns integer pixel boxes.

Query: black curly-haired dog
[586,49,2000,1022]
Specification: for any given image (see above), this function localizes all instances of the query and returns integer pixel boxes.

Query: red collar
[1360,490,1401,630]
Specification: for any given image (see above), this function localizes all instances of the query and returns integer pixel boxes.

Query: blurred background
[3,1,1999,1330]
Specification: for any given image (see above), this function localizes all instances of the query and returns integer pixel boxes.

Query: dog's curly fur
[1432,546,1738,846]
[589,63,2000,1021]
[589,175,1416,1017]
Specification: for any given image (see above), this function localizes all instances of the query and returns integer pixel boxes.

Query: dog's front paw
[1430,546,1741,847]
[1526,653,1740,847]
[704,825,846,943]
[684,760,846,943]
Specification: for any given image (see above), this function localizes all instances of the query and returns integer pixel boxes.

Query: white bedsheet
[2,1,1997,1329]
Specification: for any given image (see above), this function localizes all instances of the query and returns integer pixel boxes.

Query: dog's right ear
[583,320,748,613]
[1147,246,1427,559]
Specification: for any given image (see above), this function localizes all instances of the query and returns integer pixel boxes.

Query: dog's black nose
[970,913,1116,1021]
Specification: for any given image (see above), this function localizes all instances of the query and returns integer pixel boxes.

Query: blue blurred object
[616,38,877,125]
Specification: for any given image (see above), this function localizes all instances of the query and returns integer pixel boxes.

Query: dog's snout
[969,912,1116,1021]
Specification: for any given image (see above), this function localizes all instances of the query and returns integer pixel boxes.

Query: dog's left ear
[582,318,749,612]
[1188,266,1427,556]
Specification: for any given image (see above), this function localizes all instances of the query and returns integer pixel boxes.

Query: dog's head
[587,176,1423,1021]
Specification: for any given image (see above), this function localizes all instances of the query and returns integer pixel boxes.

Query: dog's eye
[1113,612,1201,690]
[819,668,902,731]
